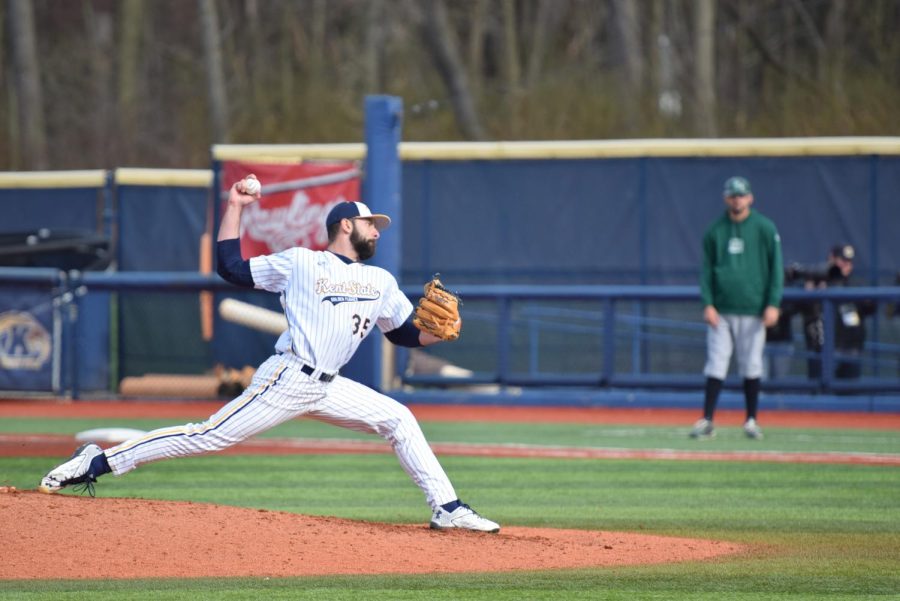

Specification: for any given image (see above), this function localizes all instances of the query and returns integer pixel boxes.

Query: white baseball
[243,177,261,195]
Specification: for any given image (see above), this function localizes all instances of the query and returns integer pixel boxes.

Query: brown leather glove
[412,276,461,341]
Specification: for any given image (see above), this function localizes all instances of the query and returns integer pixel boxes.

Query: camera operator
[794,244,875,379]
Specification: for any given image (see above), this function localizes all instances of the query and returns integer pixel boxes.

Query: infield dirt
[0,489,743,579]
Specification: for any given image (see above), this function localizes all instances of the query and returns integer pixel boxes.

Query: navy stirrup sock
[90,452,112,477]
[441,499,462,512]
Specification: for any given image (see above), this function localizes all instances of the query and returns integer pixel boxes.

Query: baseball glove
[412,275,461,341]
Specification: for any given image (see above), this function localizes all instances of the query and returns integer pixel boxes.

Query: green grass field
[1,416,898,600]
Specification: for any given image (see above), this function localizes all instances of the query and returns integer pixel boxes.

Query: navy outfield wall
[6,155,895,292]
[396,150,900,400]
[1,139,899,401]
[114,169,217,378]
[400,155,900,286]
[0,171,110,392]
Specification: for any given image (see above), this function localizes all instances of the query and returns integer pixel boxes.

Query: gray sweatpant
[703,314,765,380]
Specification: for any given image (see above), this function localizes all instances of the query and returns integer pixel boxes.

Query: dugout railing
[1,266,898,402]
[395,284,900,395]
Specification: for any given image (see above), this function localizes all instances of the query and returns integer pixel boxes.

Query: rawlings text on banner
[221,161,361,258]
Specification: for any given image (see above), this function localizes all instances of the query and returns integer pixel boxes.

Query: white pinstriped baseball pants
[104,354,458,510]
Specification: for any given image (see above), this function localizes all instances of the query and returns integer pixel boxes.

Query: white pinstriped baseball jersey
[251,247,411,375]
[105,247,459,510]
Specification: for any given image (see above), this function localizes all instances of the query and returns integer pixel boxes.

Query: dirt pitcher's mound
[1,490,742,579]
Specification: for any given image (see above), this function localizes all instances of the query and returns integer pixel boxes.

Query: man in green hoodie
[691,176,783,440]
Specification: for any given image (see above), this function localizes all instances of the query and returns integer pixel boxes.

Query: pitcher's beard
[350,228,376,260]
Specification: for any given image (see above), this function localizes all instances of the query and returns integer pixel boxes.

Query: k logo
[0,311,52,370]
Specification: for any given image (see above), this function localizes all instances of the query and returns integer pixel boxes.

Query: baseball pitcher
[39,174,499,533]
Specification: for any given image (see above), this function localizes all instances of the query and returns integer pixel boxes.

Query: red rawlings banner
[221,161,361,258]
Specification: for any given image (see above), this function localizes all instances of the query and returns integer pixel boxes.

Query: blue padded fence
[3,136,900,410]
[2,266,898,411]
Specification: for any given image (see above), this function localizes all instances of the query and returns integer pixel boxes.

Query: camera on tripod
[784,263,837,286]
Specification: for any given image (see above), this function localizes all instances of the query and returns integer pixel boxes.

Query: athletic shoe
[743,418,764,440]
[430,504,500,533]
[38,443,103,496]
[689,418,715,439]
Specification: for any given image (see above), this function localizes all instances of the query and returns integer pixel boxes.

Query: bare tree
[612,0,644,133]
[501,0,521,93]
[279,2,299,132]
[83,0,114,166]
[1,0,900,169]
[525,0,558,90]
[199,0,230,143]
[118,0,143,163]
[420,0,486,140]
[787,0,829,84]
[824,0,846,104]
[500,0,522,133]
[467,0,489,97]
[365,0,387,93]
[724,1,818,93]
[8,0,48,169]
[692,0,717,136]
[309,0,327,83]
[780,1,796,81]
[243,0,265,115]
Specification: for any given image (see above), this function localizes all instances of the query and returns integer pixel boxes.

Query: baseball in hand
[242,177,261,196]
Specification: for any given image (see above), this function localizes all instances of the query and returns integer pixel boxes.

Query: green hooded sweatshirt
[700,209,784,315]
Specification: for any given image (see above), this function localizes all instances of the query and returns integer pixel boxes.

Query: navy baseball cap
[325,201,391,231]
[723,176,752,197]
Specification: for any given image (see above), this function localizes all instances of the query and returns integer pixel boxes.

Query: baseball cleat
[39,443,103,496]
[430,503,500,533]
[689,418,716,439]
[743,418,764,440]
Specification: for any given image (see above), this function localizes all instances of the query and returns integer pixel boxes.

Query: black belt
[300,363,335,383]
